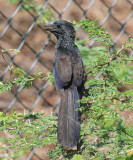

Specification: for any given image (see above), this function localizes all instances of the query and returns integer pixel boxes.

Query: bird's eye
[57,24,61,28]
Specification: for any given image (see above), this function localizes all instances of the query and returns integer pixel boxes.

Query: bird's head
[44,20,75,39]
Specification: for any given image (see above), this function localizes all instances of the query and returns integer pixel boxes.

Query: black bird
[44,20,84,148]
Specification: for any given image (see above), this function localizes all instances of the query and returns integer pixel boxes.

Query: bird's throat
[57,35,75,50]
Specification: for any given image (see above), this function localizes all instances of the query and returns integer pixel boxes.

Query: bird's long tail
[57,85,81,148]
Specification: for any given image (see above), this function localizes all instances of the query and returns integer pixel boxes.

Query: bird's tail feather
[57,85,80,148]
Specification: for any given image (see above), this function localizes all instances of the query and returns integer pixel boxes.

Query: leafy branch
[1,49,20,82]
[0,49,54,92]
[9,0,55,24]
[86,41,133,74]
[0,109,57,159]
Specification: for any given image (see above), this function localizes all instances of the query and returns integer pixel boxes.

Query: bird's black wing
[72,46,84,87]
[53,54,72,89]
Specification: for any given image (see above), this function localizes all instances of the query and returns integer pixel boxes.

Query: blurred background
[0,0,133,159]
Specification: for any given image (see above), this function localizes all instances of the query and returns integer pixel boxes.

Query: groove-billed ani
[44,20,84,148]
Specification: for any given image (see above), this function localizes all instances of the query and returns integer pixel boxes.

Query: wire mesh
[0,0,133,159]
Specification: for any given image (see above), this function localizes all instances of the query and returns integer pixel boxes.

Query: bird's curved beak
[44,21,55,32]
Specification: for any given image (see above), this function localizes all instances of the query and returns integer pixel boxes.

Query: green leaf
[0,82,12,92]
[113,155,126,160]
[33,72,44,76]
[14,67,26,75]
[72,154,83,160]
[8,0,19,4]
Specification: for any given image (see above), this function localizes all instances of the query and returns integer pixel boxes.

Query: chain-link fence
[0,0,133,159]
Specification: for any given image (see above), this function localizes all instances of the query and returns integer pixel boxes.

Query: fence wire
[0,0,133,159]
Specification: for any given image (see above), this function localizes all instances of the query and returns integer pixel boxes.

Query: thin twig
[87,45,125,74]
